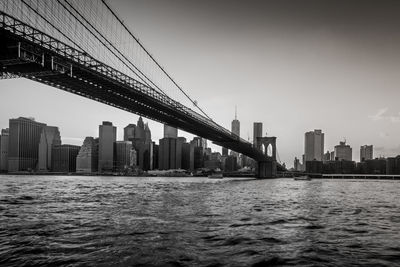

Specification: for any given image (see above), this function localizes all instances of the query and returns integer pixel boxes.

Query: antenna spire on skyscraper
[235,105,237,120]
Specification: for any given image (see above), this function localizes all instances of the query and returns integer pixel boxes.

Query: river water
[0,175,399,266]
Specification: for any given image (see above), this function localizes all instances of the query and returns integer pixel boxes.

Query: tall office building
[134,118,153,170]
[181,142,190,170]
[123,124,136,141]
[152,143,159,170]
[159,137,177,170]
[304,129,324,162]
[164,124,178,138]
[98,121,116,172]
[38,126,61,172]
[188,136,207,170]
[360,145,373,162]
[114,141,133,171]
[76,137,99,173]
[144,123,151,144]
[334,141,352,161]
[51,144,80,172]
[176,137,186,169]
[135,117,145,141]
[222,147,229,156]
[231,107,240,137]
[159,125,187,170]
[8,117,46,172]
[253,122,263,149]
[0,128,9,172]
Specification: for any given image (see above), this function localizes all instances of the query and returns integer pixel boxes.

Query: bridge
[0,0,284,178]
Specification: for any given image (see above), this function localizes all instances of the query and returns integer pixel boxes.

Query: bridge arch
[256,136,277,161]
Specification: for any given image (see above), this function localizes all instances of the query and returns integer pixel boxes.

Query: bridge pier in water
[256,160,277,178]
[255,136,277,178]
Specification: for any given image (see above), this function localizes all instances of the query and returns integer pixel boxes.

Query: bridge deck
[0,11,283,170]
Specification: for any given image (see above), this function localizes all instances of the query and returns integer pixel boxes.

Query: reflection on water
[0,176,399,266]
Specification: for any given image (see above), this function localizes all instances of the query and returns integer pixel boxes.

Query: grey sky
[1,0,400,166]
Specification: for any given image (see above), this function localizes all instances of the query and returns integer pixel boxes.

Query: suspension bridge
[0,0,284,178]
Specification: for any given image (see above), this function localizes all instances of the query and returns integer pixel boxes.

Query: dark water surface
[0,176,399,266]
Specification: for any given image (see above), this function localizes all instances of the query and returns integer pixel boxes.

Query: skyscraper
[144,123,151,144]
[133,116,145,141]
[159,125,184,170]
[8,117,46,172]
[123,124,136,141]
[0,128,9,172]
[76,137,99,173]
[164,124,178,138]
[131,117,153,170]
[38,126,61,172]
[176,137,186,169]
[360,145,373,162]
[222,147,229,156]
[231,106,240,137]
[98,121,116,172]
[159,137,177,170]
[181,142,190,170]
[335,141,352,161]
[253,122,263,149]
[304,129,324,162]
[114,141,133,171]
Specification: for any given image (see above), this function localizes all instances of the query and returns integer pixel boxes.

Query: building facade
[175,137,186,169]
[8,117,46,172]
[124,118,153,171]
[164,124,178,139]
[360,145,373,162]
[253,122,263,149]
[114,141,133,171]
[159,137,177,170]
[334,141,352,161]
[76,137,99,173]
[0,128,9,172]
[123,124,136,141]
[304,129,324,162]
[98,121,116,172]
[51,144,80,172]
[37,126,61,172]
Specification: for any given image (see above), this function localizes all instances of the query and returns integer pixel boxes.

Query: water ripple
[0,176,399,266]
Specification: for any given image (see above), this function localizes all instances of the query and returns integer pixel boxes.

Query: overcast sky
[1,0,400,166]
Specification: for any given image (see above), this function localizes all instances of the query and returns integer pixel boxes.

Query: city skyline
[1,0,400,166]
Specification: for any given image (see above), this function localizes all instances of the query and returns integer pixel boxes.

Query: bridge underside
[0,11,284,175]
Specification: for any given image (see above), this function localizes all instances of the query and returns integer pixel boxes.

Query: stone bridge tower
[256,136,277,178]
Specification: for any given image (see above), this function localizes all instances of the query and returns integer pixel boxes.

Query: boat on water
[294,176,311,181]
[208,173,223,179]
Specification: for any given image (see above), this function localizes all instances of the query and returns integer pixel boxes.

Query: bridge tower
[256,136,277,178]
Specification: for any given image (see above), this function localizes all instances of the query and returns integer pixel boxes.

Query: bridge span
[0,2,284,177]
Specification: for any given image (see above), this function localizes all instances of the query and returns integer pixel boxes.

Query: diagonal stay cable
[101,0,215,121]
[61,0,170,97]
[20,0,86,54]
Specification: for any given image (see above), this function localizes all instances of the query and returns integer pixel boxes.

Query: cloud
[368,107,388,121]
[369,108,400,123]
